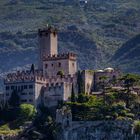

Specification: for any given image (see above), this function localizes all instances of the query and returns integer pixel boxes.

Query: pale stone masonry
[4,26,78,108]
[42,53,77,77]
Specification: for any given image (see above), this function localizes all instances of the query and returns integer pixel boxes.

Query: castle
[4,26,120,108]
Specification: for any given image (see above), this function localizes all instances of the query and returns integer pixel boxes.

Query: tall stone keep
[38,26,58,69]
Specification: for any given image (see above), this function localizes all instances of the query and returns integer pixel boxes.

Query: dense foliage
[0,103,36,135]
[67,91,140,121]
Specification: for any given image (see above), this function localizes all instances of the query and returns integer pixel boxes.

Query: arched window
[72,63,75,67]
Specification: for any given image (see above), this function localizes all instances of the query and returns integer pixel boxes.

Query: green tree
[98,76,109,104]
[121,74,140,93]
[19,104,36,121]
[77,93,89,103]
[9,90,20,107]
[77,71,84,94]
[120,74,140,107]
[30,64,35,74]
[71,84,76,102]
[133,121,140,135]
[57,70,64,77]
[105,92,116,106]
[110,75,117,86]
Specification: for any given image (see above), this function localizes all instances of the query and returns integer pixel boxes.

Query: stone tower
[38,26,58,69]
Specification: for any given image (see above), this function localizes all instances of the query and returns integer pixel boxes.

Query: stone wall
[43,54,77,77]
[82,70,94,94]
[43,82,72,107]
[38,27,58,69]
[4,82,35,105]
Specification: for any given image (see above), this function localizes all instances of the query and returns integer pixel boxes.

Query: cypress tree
[9,90,20,107]
[77,71,84,94]
[30,64,35,74]
[71,84,75,102]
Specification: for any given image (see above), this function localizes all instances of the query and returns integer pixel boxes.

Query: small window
[21,93,27,95]
[6,86,9,90]
[6,93,9,96]
[11,86,14,90]
[21,86,23,90]
[49,87,51,91]
[52,64,54,67]
[29,92,33,95]
[45,64,48,68]
[29,99,33,102]
[29,85,33,89]
[15,86,17,90]
[72,63,75,67]
[24,85,27,89]
[58,62,61,67]
[21,99,27,102]
[18,86,20,91]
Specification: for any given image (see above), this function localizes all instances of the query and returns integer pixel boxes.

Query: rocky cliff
[58,121,139,140]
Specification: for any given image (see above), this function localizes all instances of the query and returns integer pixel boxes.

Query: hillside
[0,0,140,75]
[112,34,140,73]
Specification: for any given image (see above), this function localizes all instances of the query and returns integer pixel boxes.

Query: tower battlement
[35,74,76,84]
[4,70,43,84]
[43,52,77,61]
[46,82,64,88]
[38,26,57,37]
[38,26,58,69]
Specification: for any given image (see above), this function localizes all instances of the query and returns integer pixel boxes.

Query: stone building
[3,26,121,108]
[4,26,78,108]
[81,68,121,94]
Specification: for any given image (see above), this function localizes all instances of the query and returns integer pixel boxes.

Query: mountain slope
[0,0,140,75]
[112,34,140,73]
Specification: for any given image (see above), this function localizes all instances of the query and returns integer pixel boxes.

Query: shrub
[134,121,140,134]
[77,93,89,103]
[126,113,134,118]
[116,116,126,121]
[19,104,36,121]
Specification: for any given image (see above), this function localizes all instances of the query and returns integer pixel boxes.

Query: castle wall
[94,71,120,90]
[43,82,72,107]
[68,59,77,76]
[43,83,64,107]
[63,82,72,101]
[56,106,72,129]
[43,54,77,77]
[38,33,58,56]
[43,59,69,77]
[4,82,35,105]
[34,82,46,107]
[38,28,58,69]
[50,33,58,55]
[82,70,94,94]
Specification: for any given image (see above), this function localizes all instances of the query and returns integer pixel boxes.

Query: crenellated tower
[38,26,58,70]
[4,25,78,108]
